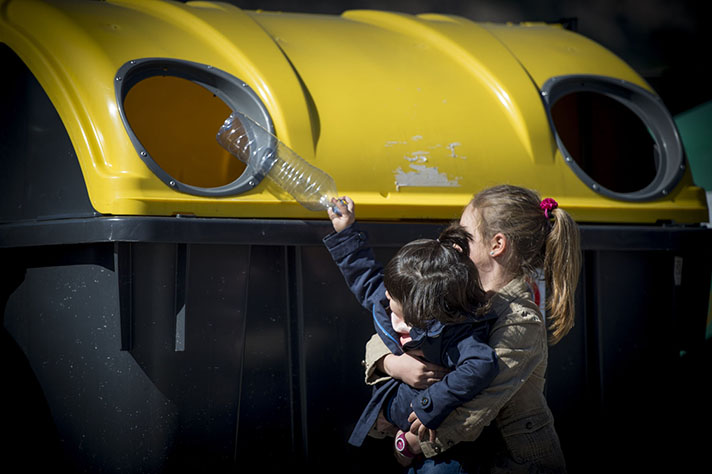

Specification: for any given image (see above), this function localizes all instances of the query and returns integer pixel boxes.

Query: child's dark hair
[383,223,489,329]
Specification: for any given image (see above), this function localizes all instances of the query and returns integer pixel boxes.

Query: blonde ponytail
[544,207,581,344]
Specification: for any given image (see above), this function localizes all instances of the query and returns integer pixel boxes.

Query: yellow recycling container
[0,0,707,223]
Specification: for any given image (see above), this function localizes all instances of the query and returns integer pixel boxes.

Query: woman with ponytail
[324,196,500,468]
[466,186,581,345]
[365,185,582,473]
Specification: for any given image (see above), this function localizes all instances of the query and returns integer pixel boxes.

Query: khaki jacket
[363,278,566,472]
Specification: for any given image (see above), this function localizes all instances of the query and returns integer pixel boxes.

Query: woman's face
[459,205,491,271]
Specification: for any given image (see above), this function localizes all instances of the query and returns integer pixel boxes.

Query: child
[323,196,499,462]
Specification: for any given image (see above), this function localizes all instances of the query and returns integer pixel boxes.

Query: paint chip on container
[394,164,461,190]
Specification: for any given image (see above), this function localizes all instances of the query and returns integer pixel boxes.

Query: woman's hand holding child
[408,411,436,442]
[379,351,449,390]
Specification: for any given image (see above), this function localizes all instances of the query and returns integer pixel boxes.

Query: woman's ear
[490,233,507,257]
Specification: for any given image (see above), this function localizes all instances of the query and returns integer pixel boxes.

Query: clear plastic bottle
[216,112,339,213]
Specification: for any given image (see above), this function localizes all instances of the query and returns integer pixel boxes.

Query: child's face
[385,290,404,321]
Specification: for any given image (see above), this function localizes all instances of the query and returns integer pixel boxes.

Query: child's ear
[385,290,391,300]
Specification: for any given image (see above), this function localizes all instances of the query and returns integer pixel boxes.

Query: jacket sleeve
[419,305,545,457]
[364,333,393,385]
[323,225,385,311]
[323,225,402,355]
[398,331,498,430]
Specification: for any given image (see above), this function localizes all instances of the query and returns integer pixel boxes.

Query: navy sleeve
[323,225,385,311]
[387,326,499,430]
[387,382,419,431]
[323,224,403,354]
[410,333,498,429]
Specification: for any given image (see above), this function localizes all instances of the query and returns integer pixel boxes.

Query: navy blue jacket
[323,225,498,447]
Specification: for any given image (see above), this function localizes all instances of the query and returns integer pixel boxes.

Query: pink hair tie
[539,198,558,219]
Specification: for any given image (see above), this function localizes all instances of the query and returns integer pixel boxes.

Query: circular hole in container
[543,76,685,202]
[551,91,657,194]
[123,75,244,188]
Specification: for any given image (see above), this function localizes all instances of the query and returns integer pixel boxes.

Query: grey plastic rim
[115,57,275,197]
[541,75,686,202]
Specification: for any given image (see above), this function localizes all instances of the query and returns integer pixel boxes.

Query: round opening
[550,91,657,194]
[115,58,274,197]
[123,75,243,188]
[542,75,685,201]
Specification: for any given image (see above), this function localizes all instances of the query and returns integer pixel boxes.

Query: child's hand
[327,196,355,233]
[408,412,436,442]
[393,429,421,467]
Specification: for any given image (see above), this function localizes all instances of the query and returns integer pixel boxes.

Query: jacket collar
[405,309,495,345]
[489,277,537,316]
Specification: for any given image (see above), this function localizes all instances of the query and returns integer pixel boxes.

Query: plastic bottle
[216,112,340,213]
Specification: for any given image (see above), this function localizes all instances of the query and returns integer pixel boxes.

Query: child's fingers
[326,206,337,220]
[331,196,351,210]
[329,197,344,215]
[343,196,355,213]
[333,196,350,214]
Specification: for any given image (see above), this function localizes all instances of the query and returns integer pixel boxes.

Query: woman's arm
[364,333,392,385]
[389,329,498,432]
[364,334,448,388]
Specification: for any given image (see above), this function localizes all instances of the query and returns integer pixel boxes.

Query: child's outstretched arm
[327,196,354,233]
[323,195,382,308]
[322,196,403,355]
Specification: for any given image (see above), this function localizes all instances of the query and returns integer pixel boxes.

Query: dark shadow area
[0,253,68,472]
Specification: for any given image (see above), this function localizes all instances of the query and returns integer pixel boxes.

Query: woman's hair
[468,184,581,344]
[383,223,489,329]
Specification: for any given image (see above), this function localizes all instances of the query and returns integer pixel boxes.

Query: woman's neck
[480,263,514,294]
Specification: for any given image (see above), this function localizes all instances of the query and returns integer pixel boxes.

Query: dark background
[216,0,712,116]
